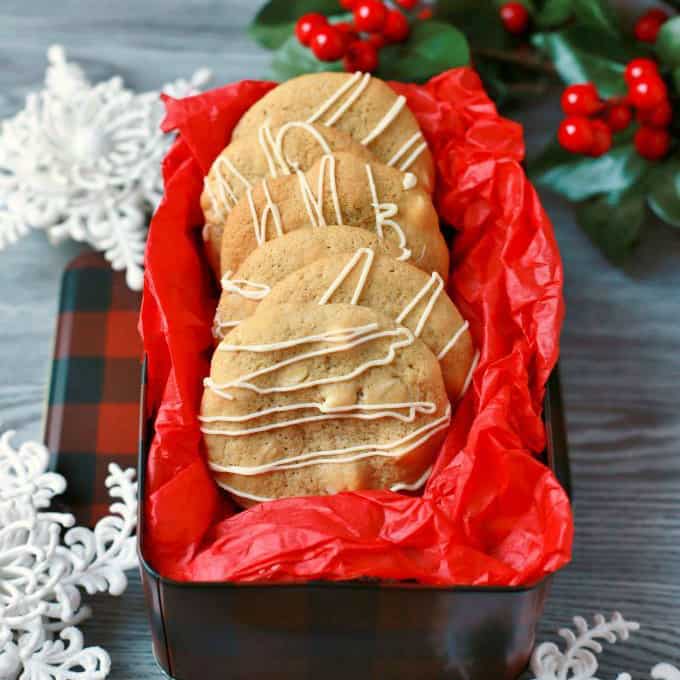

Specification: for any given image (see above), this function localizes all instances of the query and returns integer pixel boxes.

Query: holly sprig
[249,0,680,264]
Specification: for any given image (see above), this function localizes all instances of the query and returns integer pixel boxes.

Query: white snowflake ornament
[0,431,138,680]
[0,46,211,290]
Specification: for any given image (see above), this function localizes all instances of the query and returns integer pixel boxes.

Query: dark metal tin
[138,369,570,680]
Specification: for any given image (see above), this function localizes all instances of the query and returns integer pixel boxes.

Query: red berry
[606,102,633,132]
[383,9,410,42]
[344,39,379,72]
[311,25,347,61]
[340,0,358,9]
[628,75,668,109]
[588,120,613,157]
[558,116,595,154]
[295,13,328,47]
[353,0,387,33]
[395,0,419,8]
[335,21,359,47]
[560,83,601,116]
[500,2,530,35]
[634,13,664,43]
[417,7,432,20]
[367,33,386,49]
[646,8,670,22]
[624,58,659,85]
[637,99,673,127]
[634,125,671,160]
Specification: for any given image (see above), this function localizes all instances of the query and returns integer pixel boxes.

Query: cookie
[219,152,448,279]
[214,226,400,339]
[200,303,450,505]
[233,71,435,193]
[257,248,475,402]
[201,123,376,275]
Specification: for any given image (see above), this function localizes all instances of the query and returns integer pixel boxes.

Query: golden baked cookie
[201,123,375,276]
[233,71,435,193]
[219,152,448,279]
[200,303,450,505]
[257,249,475,402]
[214,226,400,339]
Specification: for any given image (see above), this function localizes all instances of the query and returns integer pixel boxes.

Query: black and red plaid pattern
[44,251,142,526]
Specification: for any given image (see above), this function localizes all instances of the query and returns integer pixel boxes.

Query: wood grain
[0,1,679,678]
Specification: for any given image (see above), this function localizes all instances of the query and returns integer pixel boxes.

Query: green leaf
[249,0,339,50]
[674,66,680,91]
[377,21,470,83]
[269,34,344,81]
[572,0,621,36]
[532,27,635,97]
[576,186,647,263]
[536,0,572,28]
[656,16,680,68]
[647,158,680,227]
[529,139,648,201]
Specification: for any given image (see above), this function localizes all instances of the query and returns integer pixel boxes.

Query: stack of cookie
[199,72,477,506]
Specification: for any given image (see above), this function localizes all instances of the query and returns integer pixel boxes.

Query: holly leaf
[656,16,680,68]
[572,0,621,36]
[270,33,344,80]
[532,27,635,96]
[529,139,648,201]
[576,186,646,263]
[249,0,339,50]
[536,0,572,28]
[647,158,680,228]
[377,21,470,83]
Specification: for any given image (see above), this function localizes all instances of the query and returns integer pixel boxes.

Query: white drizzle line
[390,465,433,493]
[396,272,444,337]
[317,248,374,306]
[200,400,436,435]
[215,480,274,504]
[246,178,283,246]
[275,121,332,171]
[221,271,271,300]
[296,154,343,227]
[212,317,242,340]
[207,404,451,475]
[258,124,283,178]
[400,140,428,172]
[459,350,480,398]
[361,95,407,146]
[206,156,254,217]
[307,72,372,126]
[402,173,417,190]
[437,320,469,361]
[365,163,411,261]
[208,324,414,398]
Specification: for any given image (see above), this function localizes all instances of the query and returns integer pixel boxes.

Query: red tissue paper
[140,68,573,584]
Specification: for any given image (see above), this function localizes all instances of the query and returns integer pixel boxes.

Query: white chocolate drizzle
[365,163,411,261]
[207,323,413,398]
[361,95,407,145]
[316,248,470,364]
[389,465,433,493]
[246,178,283,246]
[388,131,428,172]
[221,271,271,300]
[205,156,253,218]
[201,320,452,481]
[296,154,343,227]
[307,72,372,126]
[402,172,417,190]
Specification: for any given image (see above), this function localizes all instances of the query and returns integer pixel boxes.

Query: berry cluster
[558,59,673,161]
[295,0,419,73]
[634,7,669,43]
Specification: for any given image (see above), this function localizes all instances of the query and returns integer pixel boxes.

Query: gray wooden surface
[1,2,679,678]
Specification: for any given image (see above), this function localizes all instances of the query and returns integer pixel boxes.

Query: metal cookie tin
[138,369,570,680]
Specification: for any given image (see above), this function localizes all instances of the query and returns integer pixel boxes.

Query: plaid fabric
[44,251,142,526]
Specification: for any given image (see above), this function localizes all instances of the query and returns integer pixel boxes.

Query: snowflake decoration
[0,45,211,290]
[0,430,138,680]
[531,612,679,680]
